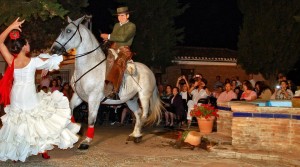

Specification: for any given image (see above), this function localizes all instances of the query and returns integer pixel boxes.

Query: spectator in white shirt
[186,78,211,128]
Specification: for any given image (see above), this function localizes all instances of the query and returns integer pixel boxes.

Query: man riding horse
[100,6,136,99]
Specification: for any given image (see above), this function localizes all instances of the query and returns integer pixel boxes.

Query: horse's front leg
[70,92,83,123]
[78,99,100,150]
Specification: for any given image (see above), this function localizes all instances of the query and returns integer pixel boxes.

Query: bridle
[54,21,82,55]
[54,20,106,84]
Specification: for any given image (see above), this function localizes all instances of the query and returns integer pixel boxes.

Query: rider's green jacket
[109,21,136,48]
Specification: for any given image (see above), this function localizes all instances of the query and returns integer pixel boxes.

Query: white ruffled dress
[0,54,80,162]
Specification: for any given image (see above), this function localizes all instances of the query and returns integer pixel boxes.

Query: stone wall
[216,101,300,154]
[216,103,232,136]
[230,103,300,153]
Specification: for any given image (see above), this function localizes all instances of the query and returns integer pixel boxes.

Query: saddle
[104,46,136,99]
[105,49,137,77]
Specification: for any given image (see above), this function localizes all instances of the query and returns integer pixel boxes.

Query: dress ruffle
[0,90,80,162]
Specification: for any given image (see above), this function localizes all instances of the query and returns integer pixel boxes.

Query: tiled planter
[230,101,300,153]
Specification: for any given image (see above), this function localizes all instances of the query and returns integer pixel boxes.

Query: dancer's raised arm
[0,17,25,65]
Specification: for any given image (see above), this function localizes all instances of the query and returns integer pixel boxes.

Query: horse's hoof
[133,136,143,143]
[78,143,89,150]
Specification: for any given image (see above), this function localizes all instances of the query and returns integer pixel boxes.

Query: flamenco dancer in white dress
[0,18,80,162]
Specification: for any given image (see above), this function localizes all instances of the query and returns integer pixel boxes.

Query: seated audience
[49,79,60,92]
[171,87,185,127]
[271,80,293,100]
[158,84,164,97]
[255,81,272,100]
[119,106,133,126]
[224,78,231,85]
[235,76,242,87]
[61,82,73,100]
[213,86,223,99]
[287,80,297,94]
[240,80,257,101]
[213,75,223,90]
[56,76,63,90]
[248,74,256,88]
[234,86,243,100]
[231,79,238,90]
[41,86,48,93]
[217,83,237,103]
[161,85,174,128]
[186,77,211,127]
[40,74,51,88]
[176,75,191,124]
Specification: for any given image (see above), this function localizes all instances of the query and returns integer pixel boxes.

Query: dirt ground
[0,124,293,167]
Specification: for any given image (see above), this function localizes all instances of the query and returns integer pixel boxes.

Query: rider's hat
[114,6,133,15]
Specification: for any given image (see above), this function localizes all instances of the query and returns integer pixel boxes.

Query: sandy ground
[0,124,292,167]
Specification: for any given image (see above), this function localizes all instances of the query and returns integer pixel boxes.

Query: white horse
[51,16,162,149]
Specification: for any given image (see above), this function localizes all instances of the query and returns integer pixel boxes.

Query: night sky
[176,0,242,50]
[86,0,242,50]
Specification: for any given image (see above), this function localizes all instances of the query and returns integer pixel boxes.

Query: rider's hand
[100,33,109,41]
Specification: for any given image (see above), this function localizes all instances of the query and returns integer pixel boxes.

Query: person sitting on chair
[100,6,136,99]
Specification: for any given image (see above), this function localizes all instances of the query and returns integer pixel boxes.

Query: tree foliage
[0,0,88,50]
[116,0,188,69]
[237,0,300,80]
[0,0,67,25]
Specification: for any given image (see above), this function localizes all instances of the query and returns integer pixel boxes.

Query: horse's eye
[66,29,72,33]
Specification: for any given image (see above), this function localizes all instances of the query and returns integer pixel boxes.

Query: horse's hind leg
[126,98,143,140]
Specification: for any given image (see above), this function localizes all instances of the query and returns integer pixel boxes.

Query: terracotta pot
[196,116,215,134]
[184,131,202,146]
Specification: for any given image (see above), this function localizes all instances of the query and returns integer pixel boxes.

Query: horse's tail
[145,86,163,126]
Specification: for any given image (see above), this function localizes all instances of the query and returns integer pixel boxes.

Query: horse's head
[51,16,86,55]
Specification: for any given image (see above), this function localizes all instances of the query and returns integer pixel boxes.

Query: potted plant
[190,104,219,134]
[176,130,202,148]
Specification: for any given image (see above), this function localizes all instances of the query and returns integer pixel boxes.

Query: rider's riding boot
[104,46,133,99]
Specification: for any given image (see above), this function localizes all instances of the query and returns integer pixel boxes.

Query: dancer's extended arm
[0,18,24,66]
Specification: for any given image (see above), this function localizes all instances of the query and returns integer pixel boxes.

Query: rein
[74,58,106,84]
[63,45,102,61]
[63,45,106,84]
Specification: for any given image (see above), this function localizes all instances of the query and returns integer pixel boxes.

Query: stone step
[202,132,232,146]
[197,132,232,151]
